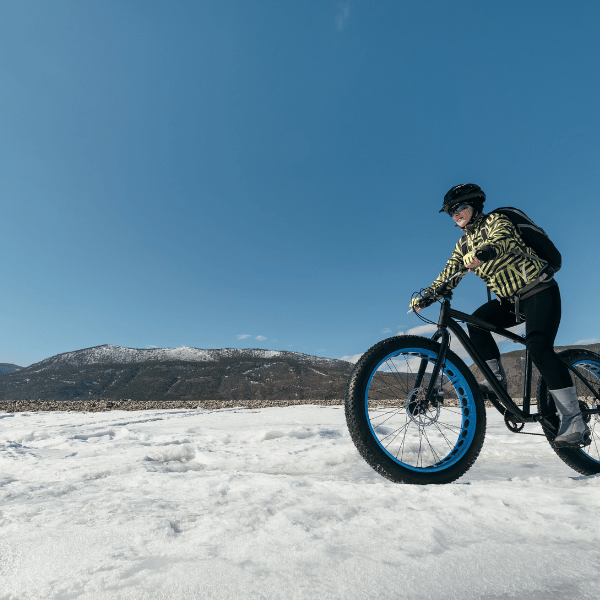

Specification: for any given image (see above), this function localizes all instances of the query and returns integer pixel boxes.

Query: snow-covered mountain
[0,345,353,403]
[28,344,346,370]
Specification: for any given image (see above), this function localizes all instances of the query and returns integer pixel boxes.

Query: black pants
[467,285,572,390]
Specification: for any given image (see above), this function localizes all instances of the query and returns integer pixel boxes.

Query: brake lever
[407,294,439,314]
[407,268,468,314]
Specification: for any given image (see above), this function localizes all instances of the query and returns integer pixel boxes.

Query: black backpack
[461,207,562,273]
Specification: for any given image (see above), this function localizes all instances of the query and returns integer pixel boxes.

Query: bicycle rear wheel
[536,348,600,475]
[345,335,486,484]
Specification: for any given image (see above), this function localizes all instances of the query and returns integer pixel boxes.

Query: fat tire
[536,348,600,476]
[345,335,486,484]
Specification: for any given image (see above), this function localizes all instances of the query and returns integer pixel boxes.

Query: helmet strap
[462,208,484,233]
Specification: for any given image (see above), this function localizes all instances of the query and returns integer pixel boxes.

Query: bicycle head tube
[438,296,452,329]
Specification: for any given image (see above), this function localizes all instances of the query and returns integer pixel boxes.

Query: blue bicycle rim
[573,358,600,464]
[365,347,478,473]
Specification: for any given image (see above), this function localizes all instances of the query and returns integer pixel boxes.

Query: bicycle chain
[504,412,548,437]
[509,419,559,437]
[513,429,545,437]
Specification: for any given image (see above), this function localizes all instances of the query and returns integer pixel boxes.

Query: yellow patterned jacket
[424,212,548,301]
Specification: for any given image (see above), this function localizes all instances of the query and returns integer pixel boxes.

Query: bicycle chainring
[504,413,525,433]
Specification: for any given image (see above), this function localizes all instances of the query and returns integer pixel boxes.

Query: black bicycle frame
[419,294,600,425]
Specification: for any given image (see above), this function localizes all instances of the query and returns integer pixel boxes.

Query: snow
[1,406,599,600]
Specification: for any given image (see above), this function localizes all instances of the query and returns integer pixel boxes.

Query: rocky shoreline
[0,398,346,413]
[0,397,529,413]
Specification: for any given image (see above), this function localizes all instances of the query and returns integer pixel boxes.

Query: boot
[479,358,507,398]
[550,386,591,447]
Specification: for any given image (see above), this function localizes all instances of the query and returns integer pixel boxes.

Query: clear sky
[1,0,599,367]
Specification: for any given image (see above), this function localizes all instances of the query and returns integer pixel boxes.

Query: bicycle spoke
[398,421,410,462]
[434,419,463,435]
[433,422,456,450]
[369,408,405,427]
[421,428,443,464]
[378,421,410,445]
[357,343,481,475]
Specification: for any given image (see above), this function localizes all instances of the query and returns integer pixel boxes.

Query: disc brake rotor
[406,387,441,426]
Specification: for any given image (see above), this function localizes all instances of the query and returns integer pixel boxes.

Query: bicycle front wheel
[345,335,486,484]
[537,348,600,475]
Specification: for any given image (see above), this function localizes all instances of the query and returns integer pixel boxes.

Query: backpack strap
[482,220,493,302]
[459,214,494,302]
[480,224,488,242]
[512,266,556,323]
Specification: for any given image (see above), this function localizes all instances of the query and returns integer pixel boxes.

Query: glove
[409,297,421,311]
[409,293,435,312]
[474,245,496,262]
[463,250,478,268]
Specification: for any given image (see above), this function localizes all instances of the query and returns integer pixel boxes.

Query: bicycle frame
[418,293,600,428]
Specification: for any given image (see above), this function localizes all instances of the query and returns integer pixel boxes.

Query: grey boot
[479,358,508,397]
[550,386,591,447]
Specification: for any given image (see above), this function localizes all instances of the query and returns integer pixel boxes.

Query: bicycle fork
[413,300,452,406]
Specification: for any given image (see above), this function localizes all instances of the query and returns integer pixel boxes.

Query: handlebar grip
[409,268,468,314]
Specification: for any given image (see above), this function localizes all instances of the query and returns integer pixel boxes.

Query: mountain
[0,345,353,403]
[0,363,22,375]
[469,342,600,398]
[1,341,597,405]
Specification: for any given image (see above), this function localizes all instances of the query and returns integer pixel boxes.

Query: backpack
[460,207,562,273]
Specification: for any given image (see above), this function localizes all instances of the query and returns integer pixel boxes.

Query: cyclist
[410,183,590,447]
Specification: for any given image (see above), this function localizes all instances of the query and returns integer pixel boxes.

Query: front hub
[407,387,441,426]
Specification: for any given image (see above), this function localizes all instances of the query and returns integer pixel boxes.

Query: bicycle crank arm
[534,414,558,436]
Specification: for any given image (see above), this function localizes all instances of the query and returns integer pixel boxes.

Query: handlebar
[407,268,468,314]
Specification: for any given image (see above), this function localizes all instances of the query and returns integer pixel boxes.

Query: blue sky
[0,0,599,367]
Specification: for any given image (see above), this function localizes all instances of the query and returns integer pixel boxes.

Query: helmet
[440,183,486,214]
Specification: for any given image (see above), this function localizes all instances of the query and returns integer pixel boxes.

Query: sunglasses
[449,203,471,217]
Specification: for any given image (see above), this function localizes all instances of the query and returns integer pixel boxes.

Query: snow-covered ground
[1,406,599,600]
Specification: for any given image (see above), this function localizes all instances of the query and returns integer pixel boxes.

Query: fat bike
[345,274,600,484]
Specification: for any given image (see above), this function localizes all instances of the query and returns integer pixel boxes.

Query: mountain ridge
[27,344,346,370]
[0,345,353,403]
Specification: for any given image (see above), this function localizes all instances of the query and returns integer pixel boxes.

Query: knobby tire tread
[345,335,486,485]
[536,348,600,476]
